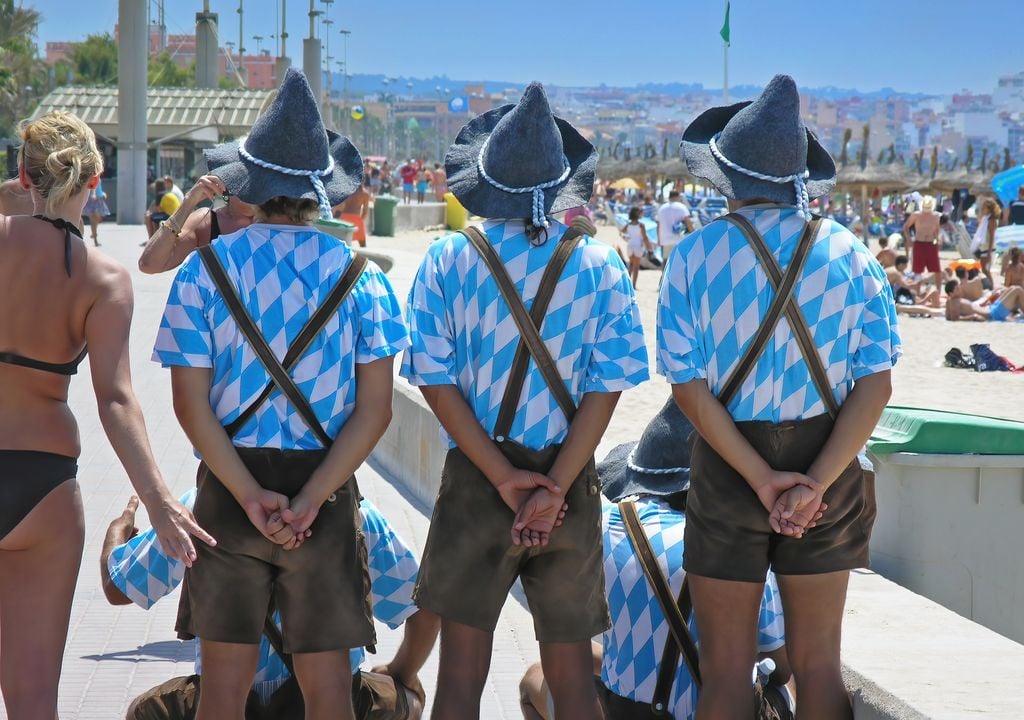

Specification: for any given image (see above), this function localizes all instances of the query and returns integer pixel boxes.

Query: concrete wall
[868,451,1024,645]
[371,386,1024,719]
[368,202,446,236]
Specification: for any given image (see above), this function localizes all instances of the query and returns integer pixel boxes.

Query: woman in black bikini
[138,173,256,274]
[0,111,214,718]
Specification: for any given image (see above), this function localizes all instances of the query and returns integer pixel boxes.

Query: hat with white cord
[203,68,363,219]
[681,74,836,218]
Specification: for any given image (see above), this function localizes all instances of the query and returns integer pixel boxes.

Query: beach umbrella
[990,166,1024,204]
[610,177,643,191]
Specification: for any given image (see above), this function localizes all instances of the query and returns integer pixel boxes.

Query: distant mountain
[329,73,937,103]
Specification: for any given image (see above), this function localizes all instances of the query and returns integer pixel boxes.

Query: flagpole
[723,42,729,104]
[722,0,730,103]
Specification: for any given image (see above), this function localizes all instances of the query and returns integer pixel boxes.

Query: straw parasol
[609,177,643,191]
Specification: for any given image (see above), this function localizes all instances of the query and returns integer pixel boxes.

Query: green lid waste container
[373,195,399,237]
[313,217,356,245]
[866,406,1024,642]
[444,192,467,230]
[868,406,1024,455]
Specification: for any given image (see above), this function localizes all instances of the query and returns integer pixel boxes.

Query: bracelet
[160,219,181,238]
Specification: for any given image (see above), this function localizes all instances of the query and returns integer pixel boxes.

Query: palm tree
[0,0,46,137]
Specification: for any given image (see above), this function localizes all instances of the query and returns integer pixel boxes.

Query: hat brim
[681,102,836,203]
[598,442,690,504]
[203,130,363,208]
[445,105,597,220]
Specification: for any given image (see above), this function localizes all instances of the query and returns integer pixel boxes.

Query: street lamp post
[340,28,351,135]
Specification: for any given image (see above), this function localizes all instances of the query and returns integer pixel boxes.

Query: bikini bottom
[0,450,78,540]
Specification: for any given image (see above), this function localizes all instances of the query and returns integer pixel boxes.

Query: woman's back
[0,213,94,453]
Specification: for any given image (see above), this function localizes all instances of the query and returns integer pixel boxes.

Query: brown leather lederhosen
[682,214,876,583]
[412,226,610,643]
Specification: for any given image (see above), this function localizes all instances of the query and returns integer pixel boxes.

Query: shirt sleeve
[106,489,196,610]
[359,500,419,629]
[352,262,411,364]
[656,245,707,384]
[152,253,215,368]
[400,246,458,386]
[851,247,903,380]
[584,251,650,393]
[757,571,786,652]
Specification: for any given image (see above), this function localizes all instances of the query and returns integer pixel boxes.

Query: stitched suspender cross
[717,214,839,420]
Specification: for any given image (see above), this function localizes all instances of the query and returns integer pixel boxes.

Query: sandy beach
[371,222,1024,438]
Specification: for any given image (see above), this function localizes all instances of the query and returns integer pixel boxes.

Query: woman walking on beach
[83,176,108,246]
[660,75,900,720]
[622,205,652,288]
[0,110,213,719]
[972,197,1000,283]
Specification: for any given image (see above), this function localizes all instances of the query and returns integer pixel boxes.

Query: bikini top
[0,215,88,376]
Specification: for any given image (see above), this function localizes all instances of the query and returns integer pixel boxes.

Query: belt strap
[722,214,839,419]
[716,214,824,413]
[460,226,582,439]
[619,499,702,709]
[199,245,368,446]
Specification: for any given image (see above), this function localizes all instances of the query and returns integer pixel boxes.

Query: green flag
[720,1,731,45]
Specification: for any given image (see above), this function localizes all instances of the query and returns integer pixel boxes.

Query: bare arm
[804,371,891,489]
[86,265,215,564]
[902,214,915,237]
[672,380,821,515]
[139,175,223,274]
[171,365,302,545]
[100,496,139,606]
[282,357,398,531]
[510,391,621,544]
[372,608,441,691]
[419,384,562,504]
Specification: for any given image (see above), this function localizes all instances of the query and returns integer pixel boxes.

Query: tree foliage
[148,52,194,88]
[70,33,118,86]
[0,0,46,137]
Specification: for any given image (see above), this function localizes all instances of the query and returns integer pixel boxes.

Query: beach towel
[970,343,1018,372]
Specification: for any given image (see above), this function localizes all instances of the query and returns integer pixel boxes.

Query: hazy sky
[32,0,1024,95]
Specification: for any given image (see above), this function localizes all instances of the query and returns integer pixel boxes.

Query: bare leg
[629,256,640,289]
[539,641,603,719]
[0,479,84,720]
[431,619,493,720]
[195,640,260,720]
[689,574,763,720]
[999,286,1024,312]
[518,662,551,720]
[292,650,354,720]
[89,213,100,246]
[776,571,852,720]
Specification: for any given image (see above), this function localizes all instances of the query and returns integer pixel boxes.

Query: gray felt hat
[598,398,695,505]
[681,74,836,216]
[203,68,363,218]
[445,82,597,229]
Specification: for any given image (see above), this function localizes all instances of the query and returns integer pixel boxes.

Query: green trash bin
[313,217,356,245]
[868,406,1024,455]
[373,195,399,237]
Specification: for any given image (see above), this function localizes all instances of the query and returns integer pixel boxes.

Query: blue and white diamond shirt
[153,224,410,449]
[657,205,901,421]
[602,499,785,719]
[401,219,649,450]
[108,489,420,690]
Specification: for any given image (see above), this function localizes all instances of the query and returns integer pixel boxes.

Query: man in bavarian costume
[153,69,411,720]
[519,399,793,720]
[401,82,649,719]
[658,75,900,719]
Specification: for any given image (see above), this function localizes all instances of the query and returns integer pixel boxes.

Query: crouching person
[519,400,793,720]
[101,491,439,720]
[152,69,411,720]
[401,82,649,720]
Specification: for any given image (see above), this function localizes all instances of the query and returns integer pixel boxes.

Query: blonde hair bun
[18,110,103,216]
